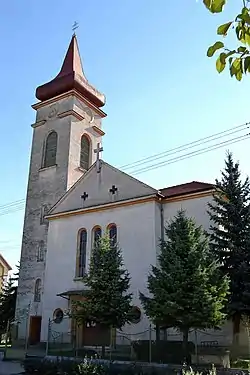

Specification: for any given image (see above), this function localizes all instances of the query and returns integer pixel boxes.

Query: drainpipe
[155,192,165,342]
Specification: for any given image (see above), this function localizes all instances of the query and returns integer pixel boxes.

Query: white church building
[15,34,241,349]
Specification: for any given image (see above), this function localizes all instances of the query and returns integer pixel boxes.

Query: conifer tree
[74,235,132,330]
[140,210,229,360]
[0,277,17,335]
[208,151,250,335]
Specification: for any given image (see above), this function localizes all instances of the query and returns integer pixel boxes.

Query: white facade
[40,162,217,344]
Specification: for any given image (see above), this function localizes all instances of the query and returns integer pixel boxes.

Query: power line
[0,122,249,217]
[131,133,250,175]
[121,122,250,170]
[0,199,25,211]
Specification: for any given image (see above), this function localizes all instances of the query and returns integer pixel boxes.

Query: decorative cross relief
[81,192,88,201]
[109,185,118,195]
[94,143,103,173]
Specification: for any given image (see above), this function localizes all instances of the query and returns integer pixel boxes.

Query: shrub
[231,358,250,370]
[132,340,195,364]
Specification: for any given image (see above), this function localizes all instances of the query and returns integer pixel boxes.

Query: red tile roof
[159,181,214,199]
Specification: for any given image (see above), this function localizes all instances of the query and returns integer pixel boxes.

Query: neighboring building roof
[159,181,214,199]
[35,34,105,107]
[0,254,12,271]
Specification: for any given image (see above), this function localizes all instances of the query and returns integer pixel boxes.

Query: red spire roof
[36,35,105,107]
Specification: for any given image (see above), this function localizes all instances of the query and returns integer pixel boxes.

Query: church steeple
[35,35,105,108]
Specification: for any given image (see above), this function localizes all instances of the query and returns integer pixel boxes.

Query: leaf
[245,32,250,46]
[237,46,247,53]
[230,58,242,77]
[203,0,226,13]
[244,56,250,73]
[216,53,226,73]
[207,41,224,57]
[236,70,243,81]
[217,21,233,36]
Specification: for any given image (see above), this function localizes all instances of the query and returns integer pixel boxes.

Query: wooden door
[29,316,42,344]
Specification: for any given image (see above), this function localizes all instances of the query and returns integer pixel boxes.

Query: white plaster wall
[51,163,156,215]
[163,195,213,232]
[41,201,158,342]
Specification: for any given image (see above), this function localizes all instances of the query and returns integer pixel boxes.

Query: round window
[130,306,142,324]
[53,308,64,324]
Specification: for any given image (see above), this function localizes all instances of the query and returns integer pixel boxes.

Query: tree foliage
[0,277,17,333]
[208,151,250,323]
[140,210,229,356]
[204,0,250,80]
[72,235,133,329]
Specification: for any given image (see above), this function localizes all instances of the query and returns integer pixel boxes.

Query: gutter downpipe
[155,192,165,342]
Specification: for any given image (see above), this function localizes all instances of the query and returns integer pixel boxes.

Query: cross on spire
[94,143,103,173]
[72,21,79,34]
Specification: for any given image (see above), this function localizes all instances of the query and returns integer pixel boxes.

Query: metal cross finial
[72,21,79,34]
[81,192,88,201]
[94,143,103,173]
[109,185,118,195]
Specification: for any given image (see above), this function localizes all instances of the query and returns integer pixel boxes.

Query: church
[15,34,244,350]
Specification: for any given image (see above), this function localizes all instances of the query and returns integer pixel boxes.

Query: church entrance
[29,316,42,344]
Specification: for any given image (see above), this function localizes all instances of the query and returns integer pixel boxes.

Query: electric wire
[0,123,249,218]
[130,132,250,176]
[120,122,250,170]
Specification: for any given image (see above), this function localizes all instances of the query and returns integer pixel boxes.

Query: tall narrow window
[108,224,117,248]
[92,226,102,248]
[80,135,90,170]
[77,229,87,277]
[43,131,58,168]
[34,279,42,302]
[37,241,44,262]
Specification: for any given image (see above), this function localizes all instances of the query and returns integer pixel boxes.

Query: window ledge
[39,164,57,172]
[77,166,88,173]
[74,276,85,281]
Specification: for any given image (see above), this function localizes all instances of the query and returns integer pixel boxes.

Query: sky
[0,0,249,270]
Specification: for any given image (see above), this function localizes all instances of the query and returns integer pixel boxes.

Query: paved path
[0,361,23,375]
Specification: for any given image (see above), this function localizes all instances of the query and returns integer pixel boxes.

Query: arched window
[80,135,90,170]
[108,224,117,248]
[34,279,42,302]
[92,226,102,248]
[43,131,58,168]
[76,229,87,277]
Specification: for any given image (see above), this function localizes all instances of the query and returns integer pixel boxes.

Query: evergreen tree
[140,210,229,359]
[73,235,132,329]
[0,277,17,335]
[208,151,250,335]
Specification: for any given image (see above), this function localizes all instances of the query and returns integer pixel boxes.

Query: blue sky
[0,0,249,269]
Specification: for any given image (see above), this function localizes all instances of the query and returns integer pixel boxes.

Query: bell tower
[15,34,106,341]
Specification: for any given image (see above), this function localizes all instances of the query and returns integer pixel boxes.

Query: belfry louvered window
[43,131,58,168]
[80,135,90,170]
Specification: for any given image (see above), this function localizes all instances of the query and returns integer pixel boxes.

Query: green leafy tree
[203,0,250,80]
[140,210,229,360]
[72,235,133,350]
[208,151,250,338]
[0,277,17,337]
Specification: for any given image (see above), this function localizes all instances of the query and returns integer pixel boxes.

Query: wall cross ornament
[94,143,103,173]
[109,185,118,195]
[81,192,88,201]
